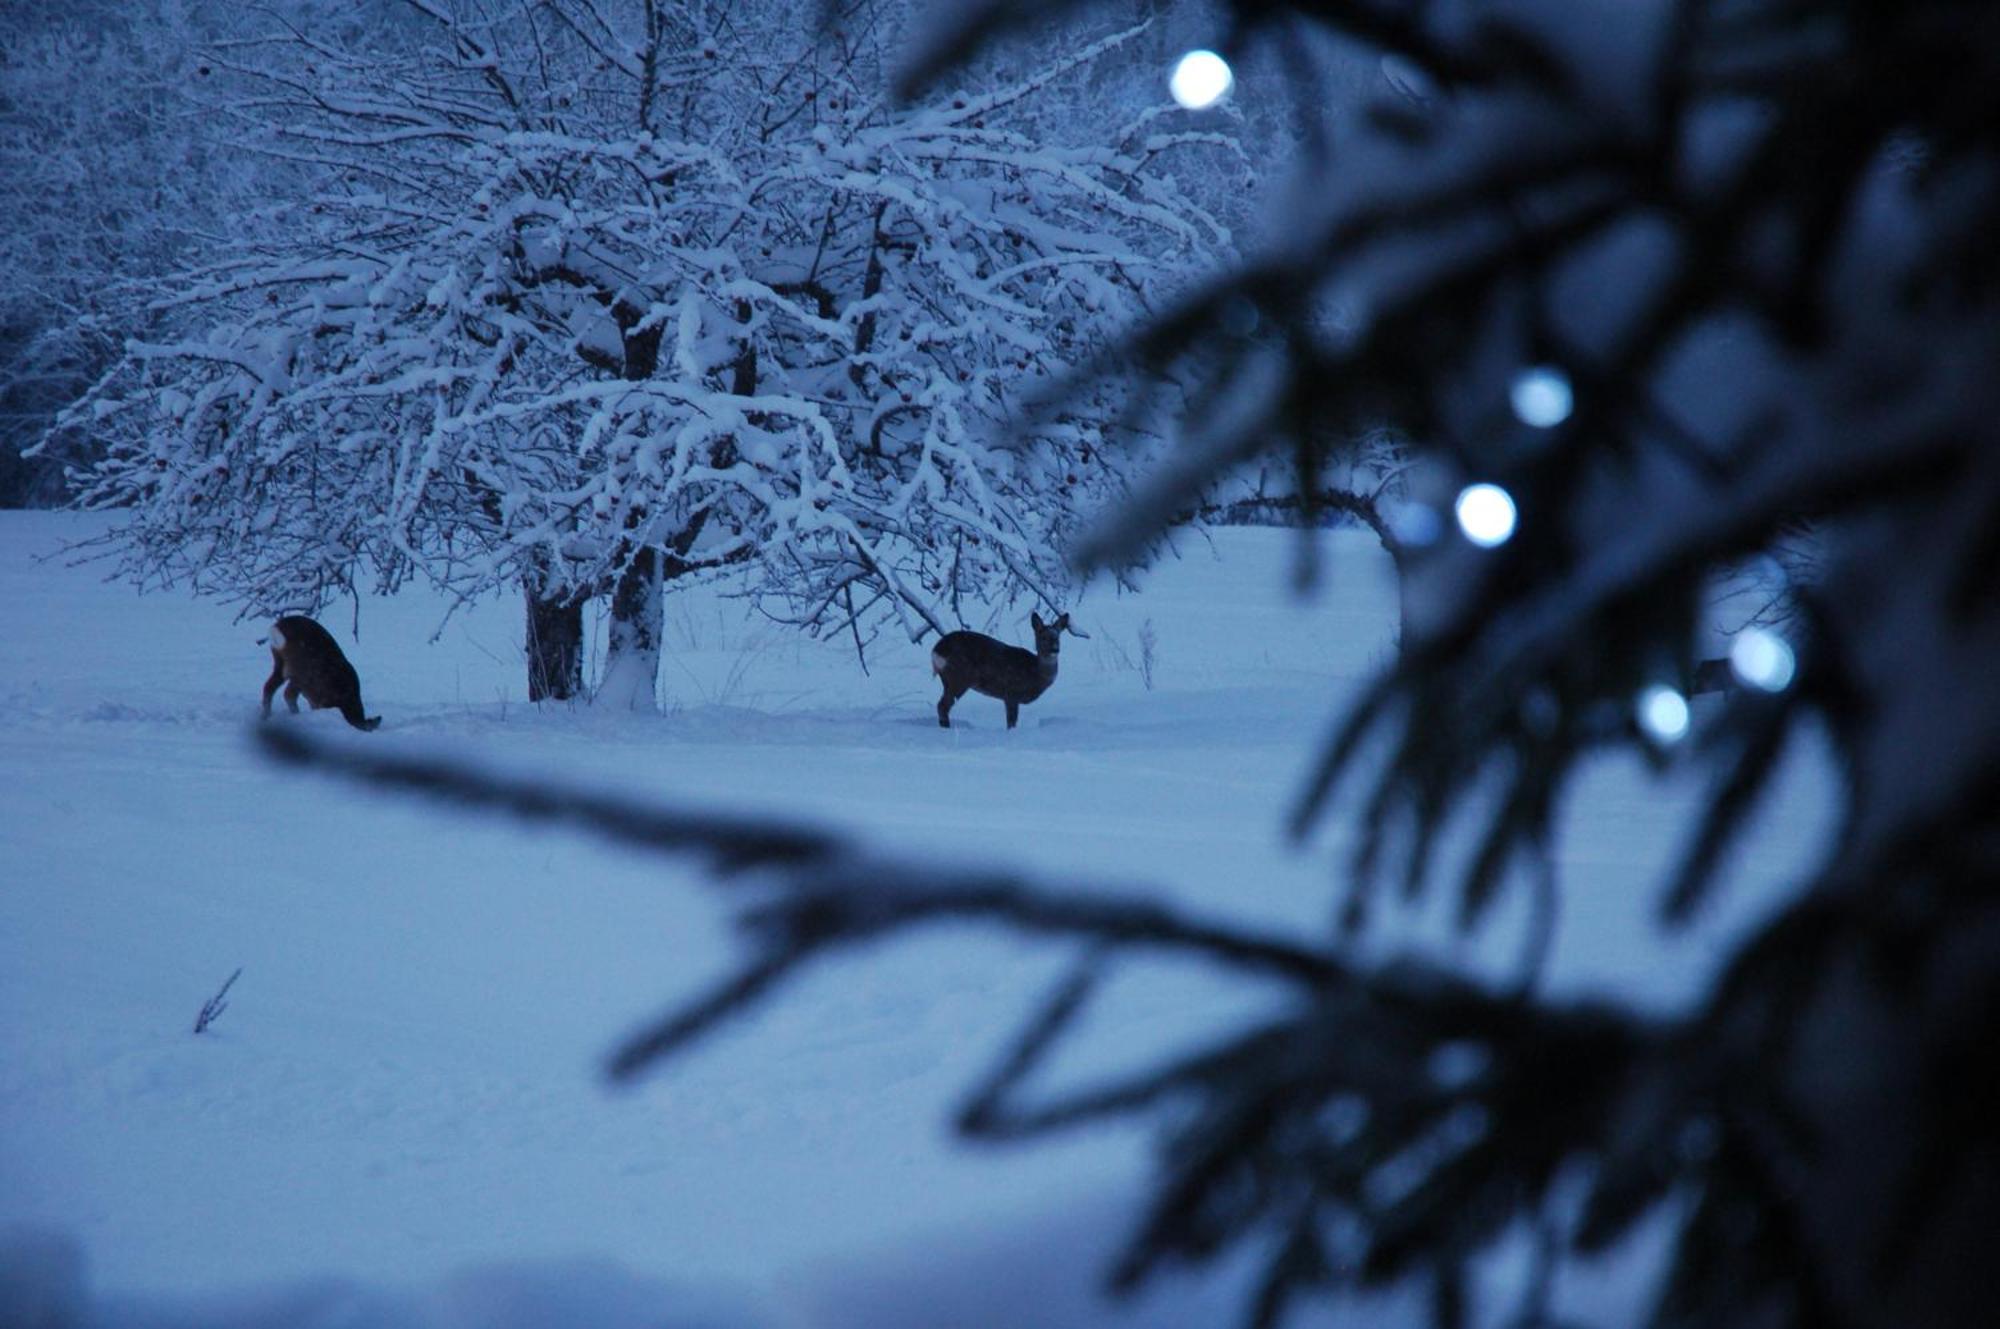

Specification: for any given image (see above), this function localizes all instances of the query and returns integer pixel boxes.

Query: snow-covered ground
[0,512,1833,1327]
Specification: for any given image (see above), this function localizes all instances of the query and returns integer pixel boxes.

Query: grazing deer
[260,615,381,731]
[931,612,1081,730]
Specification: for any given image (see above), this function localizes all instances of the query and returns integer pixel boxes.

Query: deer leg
[938,680,965,728]
[283,681,303,713]
[261,654,285,718]
[1005,699,1020,729]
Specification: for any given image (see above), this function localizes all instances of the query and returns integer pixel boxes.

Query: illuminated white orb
[1385,500,1443,548]
[1453,483,1517,548]
[1638,685,1692,744]
[1729,627,1796,692]
[1169,50,1233,110]
[1510,365,1574,428]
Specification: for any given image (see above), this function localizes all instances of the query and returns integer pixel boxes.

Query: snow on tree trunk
[597,545,662,712]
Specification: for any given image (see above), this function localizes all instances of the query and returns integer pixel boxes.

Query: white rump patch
[268,622,287,650]
[930,649,946,676]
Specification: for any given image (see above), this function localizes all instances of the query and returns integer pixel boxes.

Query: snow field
[0,512,1831,1326]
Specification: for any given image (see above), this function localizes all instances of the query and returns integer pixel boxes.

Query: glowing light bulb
[1169,50,1233,110]
[1385,500,1443,548]
[1729,627,1796,692]
[1638,685,1691,744]
[1510,366,1573,428]
[1453,483,1517,548]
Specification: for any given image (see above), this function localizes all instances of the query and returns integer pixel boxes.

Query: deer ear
[1055,614,1071,630]
[1031,612,1045,630]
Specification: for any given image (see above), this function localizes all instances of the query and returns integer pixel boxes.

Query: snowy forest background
[4,1,1998,1327]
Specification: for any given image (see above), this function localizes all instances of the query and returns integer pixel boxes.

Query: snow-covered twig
[193,966,243,1034]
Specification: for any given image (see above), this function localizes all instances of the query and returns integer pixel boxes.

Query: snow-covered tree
[1,0,422,507]
[1,0,223,507]
[57,0,1232,703]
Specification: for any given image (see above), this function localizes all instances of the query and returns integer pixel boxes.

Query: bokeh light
[1729,627,1797,692]
[1169,50,1233,110]
[1385,500,1443,548]
[1638,684,1691,744]
[1453,483,1517,548]
[1510,366,1574,428]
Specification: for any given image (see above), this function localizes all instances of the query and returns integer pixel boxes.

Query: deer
[259,615,381,731]
[931,611,1083,730]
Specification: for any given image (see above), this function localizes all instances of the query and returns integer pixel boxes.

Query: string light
[1169,50,1233,110]
[1510,366,1574,428]
[1385,500,1443,548]
[1729,627,1796,692]
[1453,483,1517,548]
[1637,684,1691,744]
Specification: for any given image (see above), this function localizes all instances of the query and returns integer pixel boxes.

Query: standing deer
[259,615,381,731]
[931,612,1080,730]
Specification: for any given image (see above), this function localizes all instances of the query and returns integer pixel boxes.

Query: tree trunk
[588,289,737,713]
[597,543,663,712]
[524,581,585,702]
